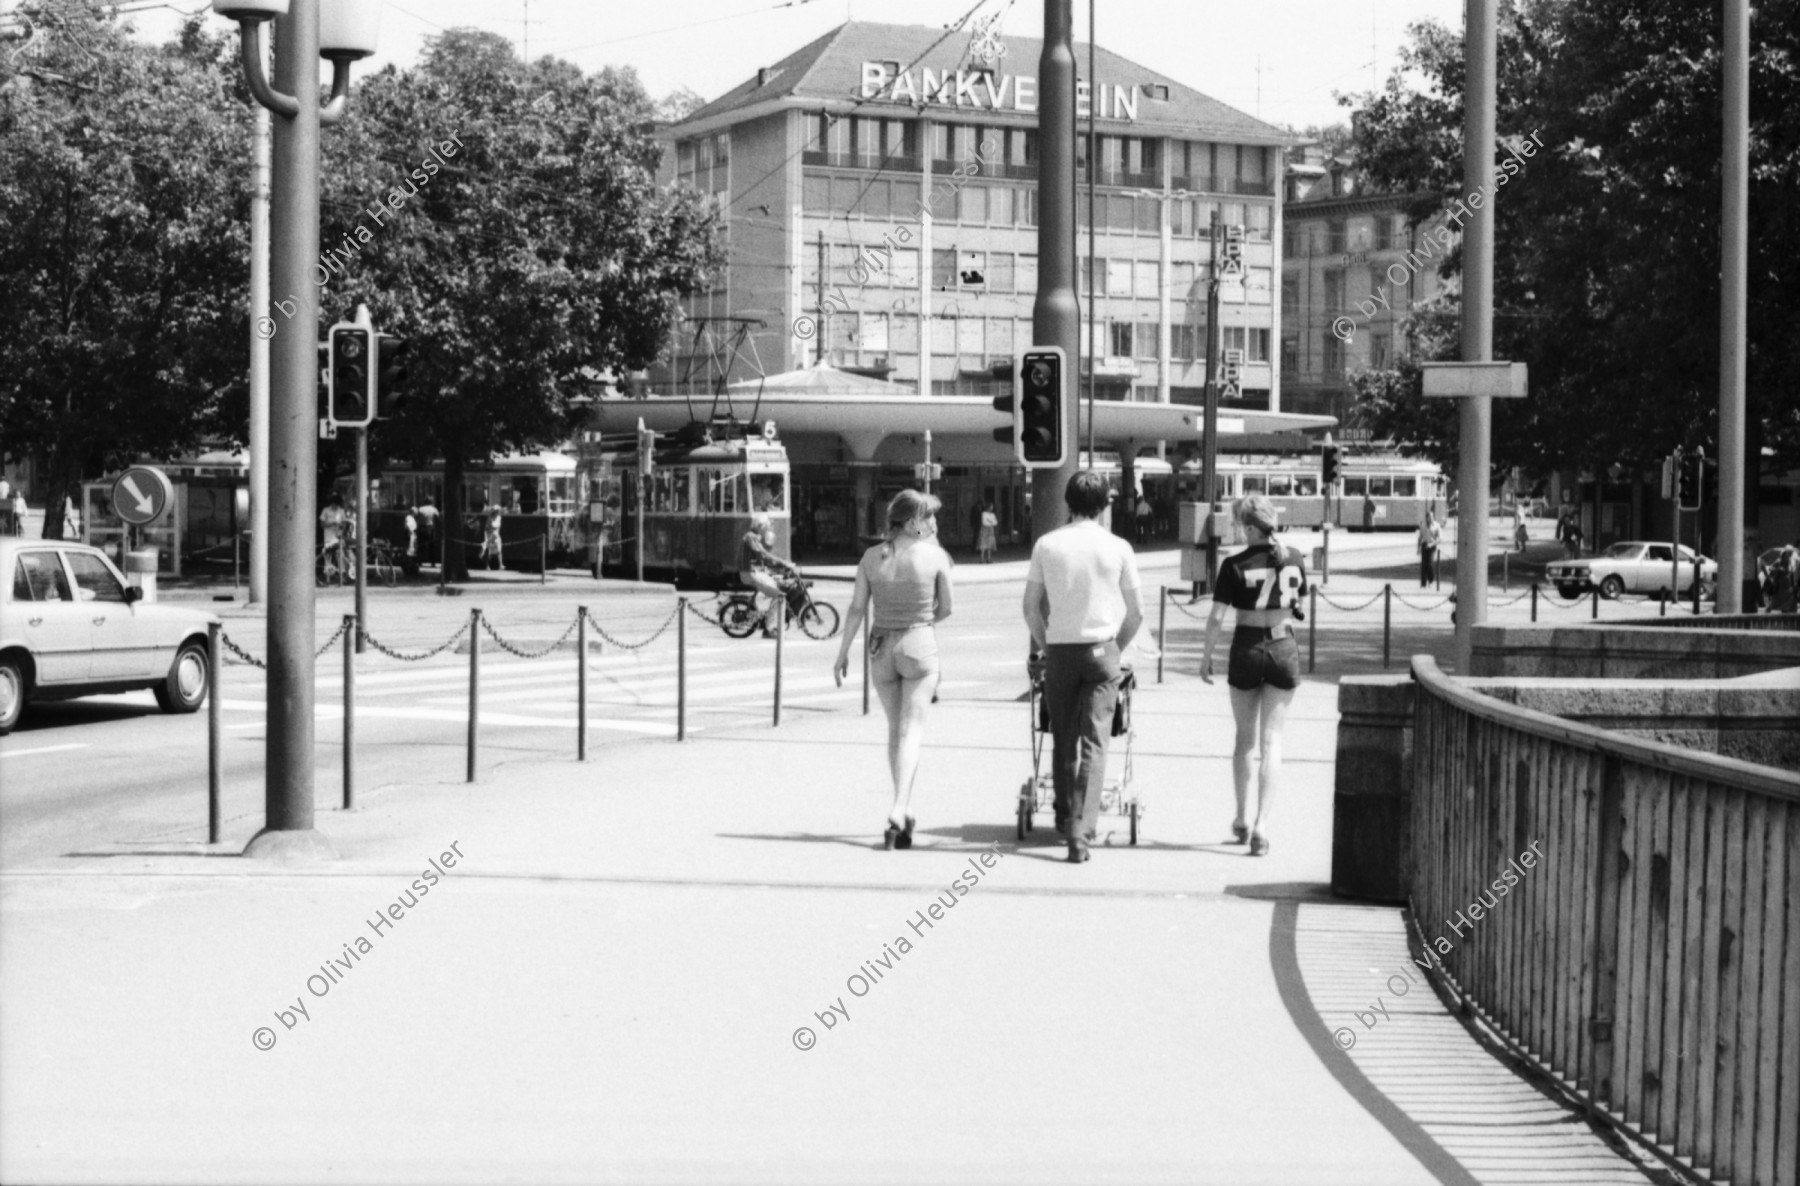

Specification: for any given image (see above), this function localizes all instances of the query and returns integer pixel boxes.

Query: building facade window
[1109,321,1133,358]
[1136,321,1159,360]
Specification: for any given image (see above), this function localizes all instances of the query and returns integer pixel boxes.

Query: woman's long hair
[883,489,941,554]
[1234,492,1279,538]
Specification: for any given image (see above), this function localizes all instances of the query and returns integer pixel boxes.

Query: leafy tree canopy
[0,10,249,537]
[1339,0,1800,480]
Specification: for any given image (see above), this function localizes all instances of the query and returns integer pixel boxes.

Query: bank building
[606,20,1334,554]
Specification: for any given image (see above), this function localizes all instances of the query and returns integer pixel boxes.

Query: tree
[0,12,249,539]
[1340,0,1800,487]
[654,85,707,124]
[313,31,723,577]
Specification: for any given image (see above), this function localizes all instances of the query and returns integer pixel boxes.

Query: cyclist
[738,512,799,639]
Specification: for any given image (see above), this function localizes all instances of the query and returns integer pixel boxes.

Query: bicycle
[716,575,840,640]
[316,543,348,587]
[365,539,402,587]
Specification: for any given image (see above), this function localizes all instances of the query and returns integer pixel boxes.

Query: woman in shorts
[1200,493,1307,857]
[833,490,954,850]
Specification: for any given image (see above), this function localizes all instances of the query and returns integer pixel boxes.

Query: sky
[126,0,1469,131]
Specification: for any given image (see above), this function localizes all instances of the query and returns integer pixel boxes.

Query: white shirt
[1026,520,1141,644]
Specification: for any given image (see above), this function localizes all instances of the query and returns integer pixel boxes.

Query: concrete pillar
[1332,676,1415,903]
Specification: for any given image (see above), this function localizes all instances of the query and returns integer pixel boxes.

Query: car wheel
[1556,583,1580,600]
[0,656,24,735]
[1600,575,1625,600]
[154,640,209,714]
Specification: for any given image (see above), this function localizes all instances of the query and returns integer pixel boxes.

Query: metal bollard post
[773,599,784,727]
[207,621,222,844]
[576,607,588,761]
[1382,584,1392,669]
[467,608,481,782]
[1692,565,1701,615]
[541,535,547,586]
[677,598,688,740]
[1531,582,1539,622]
[1592,586,1600,620]
[1661,588,1669,617]
[1502,549,1509,592]
[1156,586,1167,684]
[343,614,356,810]
[861,611,871,715]
[1308,586,1317,674]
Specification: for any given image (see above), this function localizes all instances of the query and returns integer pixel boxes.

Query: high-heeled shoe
[1232,822,1249,844]
[1249,832,1270,857]
[883,822,901,850]
[895,816,916,850]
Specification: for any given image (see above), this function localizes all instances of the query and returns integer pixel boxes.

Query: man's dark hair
[1064,470,1110,518]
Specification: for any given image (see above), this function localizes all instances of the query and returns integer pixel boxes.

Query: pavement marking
[0,743,90,759]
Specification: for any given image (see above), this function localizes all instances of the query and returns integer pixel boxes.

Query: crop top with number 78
[1214,544,1309,614]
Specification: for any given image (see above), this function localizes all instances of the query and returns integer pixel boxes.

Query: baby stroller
[1016,661,1141,845]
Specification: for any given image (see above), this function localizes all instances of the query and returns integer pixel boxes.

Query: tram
[590,431,791,588]
[1179,453,1448,532]
[358,451,583,570]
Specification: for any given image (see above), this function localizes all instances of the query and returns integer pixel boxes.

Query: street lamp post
[214,0,377,859]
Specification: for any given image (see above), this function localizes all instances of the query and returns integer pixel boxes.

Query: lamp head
[319,0,380,61]
[211,0,288,21]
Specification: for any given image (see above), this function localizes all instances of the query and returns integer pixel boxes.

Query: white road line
[0,743,91,759]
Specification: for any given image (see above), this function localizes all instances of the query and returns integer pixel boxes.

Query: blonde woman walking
[1201,494,1308,857]
[834,490,954,850]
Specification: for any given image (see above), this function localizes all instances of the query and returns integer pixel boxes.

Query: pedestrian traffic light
[374,333,409,418]
[1321,443,1341,486]
[328,323,373,427]
[1678,448,1704,510]
[1015,347,1066,468]
[637,419,655,477]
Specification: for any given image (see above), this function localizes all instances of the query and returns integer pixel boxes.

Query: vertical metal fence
[1410,655,1800,1186]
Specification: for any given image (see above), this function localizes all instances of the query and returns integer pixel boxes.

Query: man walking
[1417,511,1441,588]
[1023,471,1143,863]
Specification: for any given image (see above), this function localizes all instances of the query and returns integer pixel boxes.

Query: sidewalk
[0,649,1665,1183]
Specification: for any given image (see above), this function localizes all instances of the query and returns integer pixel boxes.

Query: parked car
[1545,541,1717,600]
[0,538,216,735]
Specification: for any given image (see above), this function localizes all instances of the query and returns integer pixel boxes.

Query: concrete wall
[1470,622,1800,680]
[1331,676,1414,904]
[1468,674,1800,773]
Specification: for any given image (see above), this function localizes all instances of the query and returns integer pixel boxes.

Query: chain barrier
[314,617,354,658]
[1165,593,1214,621]
[1317,591,1384,612]
[589,602,683,651]
[362,619,472,662]
[1490,589,1533,606]
[1392,592,1456,611]
[479,613,583,660]
[684,598,731,629]
[218,630,266,670]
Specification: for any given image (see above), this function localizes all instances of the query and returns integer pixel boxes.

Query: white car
[1545,541,1717,600]
[0,538,217,735]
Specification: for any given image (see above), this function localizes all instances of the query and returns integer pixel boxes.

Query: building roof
[672,20,1288,145]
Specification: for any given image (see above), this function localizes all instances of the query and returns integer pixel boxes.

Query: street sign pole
[354,425,367,653]
[244,0,333,860]
[923,429,932,496]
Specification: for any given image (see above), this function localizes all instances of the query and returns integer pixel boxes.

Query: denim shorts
[1227,625,1300,691]
[870,625,939,686]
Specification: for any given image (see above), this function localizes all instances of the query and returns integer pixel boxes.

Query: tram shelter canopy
[603,362,1334,461]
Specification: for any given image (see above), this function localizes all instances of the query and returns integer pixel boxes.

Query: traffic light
[374,334,410,418]
[1677,448,1704,510]
[637,418,655,477]
[1015,347,1066,467]
[990,361,1017,445]
[1321,443,1341,485]
[328,323,374,426]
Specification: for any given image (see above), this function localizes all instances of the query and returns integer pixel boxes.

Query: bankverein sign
[859,61,1142,121]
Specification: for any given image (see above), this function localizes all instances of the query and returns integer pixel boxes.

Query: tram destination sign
[1420,361,1528,398]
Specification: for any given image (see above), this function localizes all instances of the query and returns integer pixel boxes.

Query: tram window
[463,479,490,512]
[751,473,787,514]
[547,475,575,514]
[509,477,540,514]
[1267,474,1294,496]
[1292,475,1319,497]
[1342,476,1367,496]
[1241,475,1266,495]
[1368,476,1393,497]
[1392,477,1417,498]
[668,469,691,513]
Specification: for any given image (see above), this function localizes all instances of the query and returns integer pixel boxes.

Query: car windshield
[1602,544,1640,559]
